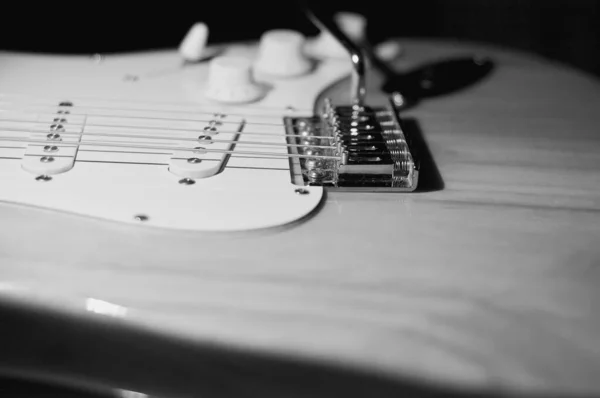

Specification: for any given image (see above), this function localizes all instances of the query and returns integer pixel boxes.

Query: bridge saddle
[285,98,419,192]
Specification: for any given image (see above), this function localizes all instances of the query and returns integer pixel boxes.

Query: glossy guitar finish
[1,38,600,397]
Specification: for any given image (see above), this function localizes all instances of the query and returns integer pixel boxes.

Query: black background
[0,0,599,77]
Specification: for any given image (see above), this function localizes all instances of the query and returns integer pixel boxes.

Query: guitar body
[1,38,600,397]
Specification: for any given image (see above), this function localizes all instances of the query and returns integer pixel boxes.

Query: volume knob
[254,30,312,77]
[205,56,265,104]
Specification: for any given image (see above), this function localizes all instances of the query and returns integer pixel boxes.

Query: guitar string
[0,137,341,161]
[0,101,341,162]
[0,126,336,150]
[0,118,334,140]
[0,95,313,113]
[0,96,315,118]
[0,107,294,127]
[0,132,340,164]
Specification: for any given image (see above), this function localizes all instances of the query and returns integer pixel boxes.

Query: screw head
[179,178,195,185]
[295,188,310,195]
[35,175,52,181]
[133,214,149,222]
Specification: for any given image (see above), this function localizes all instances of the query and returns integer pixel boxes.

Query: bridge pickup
[285,97,419,192]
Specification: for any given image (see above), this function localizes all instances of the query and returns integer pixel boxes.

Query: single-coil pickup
[21,103,85,176]
[168,114,244,179]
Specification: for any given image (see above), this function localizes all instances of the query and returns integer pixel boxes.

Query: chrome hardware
[133,214,149,222]
[178,178,196,185]
[46,133,61,140]
[187,158,202,164]
[284,97,419,191]
[40,156,55,163]
[295,188,310,195]
[35,175,52,181]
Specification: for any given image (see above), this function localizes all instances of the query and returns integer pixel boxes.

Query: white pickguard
[0,44,352,231]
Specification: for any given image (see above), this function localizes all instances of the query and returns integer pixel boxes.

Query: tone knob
[204,56,266,104]
[306,12,367,60]
[254,30,312,77]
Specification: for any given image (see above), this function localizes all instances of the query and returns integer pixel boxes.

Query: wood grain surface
[1,39,600,397]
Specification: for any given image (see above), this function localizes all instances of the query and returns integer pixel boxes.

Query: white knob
[179,22,209,62]
[254,30,312,77]
[306,12,367,60]
[204,56,265,104]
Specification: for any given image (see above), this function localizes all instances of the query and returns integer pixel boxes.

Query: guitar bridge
[285,98,419,191]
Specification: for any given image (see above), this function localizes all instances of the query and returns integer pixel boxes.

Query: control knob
[204,56,266,104]
[254,30,312,77]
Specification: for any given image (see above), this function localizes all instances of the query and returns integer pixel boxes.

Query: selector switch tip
[205,56,266,104]
[254,30,312,78]
[179,22,209,62]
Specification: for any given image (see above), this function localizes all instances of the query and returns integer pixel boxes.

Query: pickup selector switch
[205,56,265,104]
[254,30,312,77]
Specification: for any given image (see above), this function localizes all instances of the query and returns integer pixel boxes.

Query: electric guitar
[1,10,600,398]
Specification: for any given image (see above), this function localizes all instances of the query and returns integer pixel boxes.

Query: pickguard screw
[35,175,52,181]
[134,214,149,222]
[179,178,195,185]
[295,188,309,195]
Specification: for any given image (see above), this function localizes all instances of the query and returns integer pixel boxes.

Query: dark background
[1,0,599,78]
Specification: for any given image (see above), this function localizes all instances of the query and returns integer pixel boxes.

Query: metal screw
[133,214,148,222]
[179,178,195,185]
[57,110,70,114]
[58,101,73,107]
[187,157,202,164]
[197,135,212,141]
[35,175,52,181]
[295,188,310,195]
[47,133,61,140]
[50,124,64,131]
[53,118,67,123]
[40,156,55,163]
